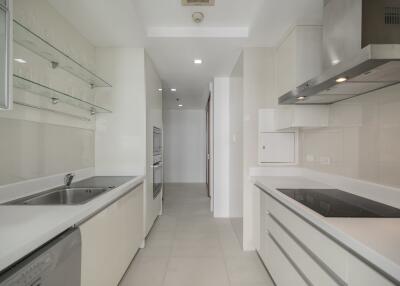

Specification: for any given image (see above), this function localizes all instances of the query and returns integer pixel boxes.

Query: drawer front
[266,231,309,286]
[266,214,343,286]
[263,192,349,282]
[347,255,395,286]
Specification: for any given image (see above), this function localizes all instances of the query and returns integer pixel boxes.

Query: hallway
[120,183,274,286]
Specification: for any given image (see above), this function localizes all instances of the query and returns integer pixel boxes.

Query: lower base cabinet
[257,187,396,286]
[80,184,144,286]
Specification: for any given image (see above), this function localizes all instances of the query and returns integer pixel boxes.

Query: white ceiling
[48,0,323,109]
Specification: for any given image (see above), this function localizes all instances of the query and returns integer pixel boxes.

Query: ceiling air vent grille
[182,0,215,6]
[385,7,400,24]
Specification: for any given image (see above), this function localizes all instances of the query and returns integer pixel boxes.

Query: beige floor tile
[225,255,273,284]
[163,257,230,286]
[119,256,168,286]
[120,183,271,286]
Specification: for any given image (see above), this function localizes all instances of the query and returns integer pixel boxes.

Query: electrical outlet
[319,156,331,165]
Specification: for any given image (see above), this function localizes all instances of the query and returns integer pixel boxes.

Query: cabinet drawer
[347,255,394,286]
[263,192,349,282]
[266,214,342,286]
[265,231,308,286]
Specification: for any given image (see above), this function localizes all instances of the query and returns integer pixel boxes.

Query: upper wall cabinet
[276,25,323,96]
[259,107,329,132]
[0,0,12,110]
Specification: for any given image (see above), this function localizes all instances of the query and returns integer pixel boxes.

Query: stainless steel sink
[6,187,111,205]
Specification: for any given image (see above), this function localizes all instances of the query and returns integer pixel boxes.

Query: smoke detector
[182,0,215,6]
[192,12,204,24]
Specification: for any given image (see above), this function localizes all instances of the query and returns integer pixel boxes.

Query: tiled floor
[119,183,274,286]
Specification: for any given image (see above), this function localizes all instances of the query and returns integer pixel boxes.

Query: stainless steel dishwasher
[0,228,81,286]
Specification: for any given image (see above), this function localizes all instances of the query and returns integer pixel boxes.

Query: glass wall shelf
[13,74,112,114]
[13,20,112,88]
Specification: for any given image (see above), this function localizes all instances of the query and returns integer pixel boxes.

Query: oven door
[153,127,162,156]
[152,162,163,199]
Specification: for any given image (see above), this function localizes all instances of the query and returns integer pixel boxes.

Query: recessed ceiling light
[332,59,340,65]
[158,88,163,91]
[171,88,177,92]
[178,104,183,107]
[194,59,202,65]
[336,77,348,83]
[296,96,306,101]
[14,58,27,64]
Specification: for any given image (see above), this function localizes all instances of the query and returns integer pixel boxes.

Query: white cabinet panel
[80,184,144,286]
[258,190,397,286]
[277,25,322,96]
[266,232,308,286]
[347,256,394,286]
[266,215,339,286]
[259,132,295,163]
[274,106,330,130]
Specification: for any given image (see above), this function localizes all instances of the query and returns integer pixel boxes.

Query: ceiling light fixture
[194,59,202,65]
[296,96,306,101]
[336,77,348,83]
[171,88,177,92]
[14,58,27,64]
[178,104,183,107]
[158,88,163,91]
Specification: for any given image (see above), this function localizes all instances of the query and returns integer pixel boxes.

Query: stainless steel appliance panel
[0,228,81,286]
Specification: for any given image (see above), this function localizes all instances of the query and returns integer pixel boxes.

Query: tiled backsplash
[0,118,94,185]
[300,83,400,188]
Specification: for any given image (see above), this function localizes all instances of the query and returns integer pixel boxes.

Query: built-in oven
[153,127,162,156]
[152,154,163,199]
[152,127,163,199]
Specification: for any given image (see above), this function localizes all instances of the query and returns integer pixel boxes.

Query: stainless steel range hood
[279,0,400,105]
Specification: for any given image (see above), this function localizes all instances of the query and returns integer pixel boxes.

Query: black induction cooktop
[276,188,400,218]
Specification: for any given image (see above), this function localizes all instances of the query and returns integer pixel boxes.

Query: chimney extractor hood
[279,0,400,105]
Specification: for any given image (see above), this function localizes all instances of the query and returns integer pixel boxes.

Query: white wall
[164,109,206,183]
[95,48,146,176]
[241,48,276,250]
[229,54,243,218]
[213,77,230,217]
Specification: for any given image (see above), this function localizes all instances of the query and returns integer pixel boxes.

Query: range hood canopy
[279,0,400,105]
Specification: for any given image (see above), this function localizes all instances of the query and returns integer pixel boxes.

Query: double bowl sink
[4,176,134,205]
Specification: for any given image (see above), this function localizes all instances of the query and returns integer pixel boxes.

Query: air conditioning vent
[385,7,400,24]
[182,0,215,6]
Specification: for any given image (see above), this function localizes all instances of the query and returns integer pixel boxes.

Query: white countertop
[0,175,144,273]
[254,175,400,283]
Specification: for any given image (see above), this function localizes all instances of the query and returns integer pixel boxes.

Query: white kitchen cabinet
[274,106,330,130]
[258,189,396,286]
[259,132,296,164]
[266,232,308,286]
[259,107,330,132]
[347,256,394,286]
[80,184,144,286]
[276,25,322,96]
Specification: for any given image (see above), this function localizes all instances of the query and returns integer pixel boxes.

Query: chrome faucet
[64,173,75,187]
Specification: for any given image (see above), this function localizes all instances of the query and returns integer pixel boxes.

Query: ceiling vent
[182,0,215,6]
